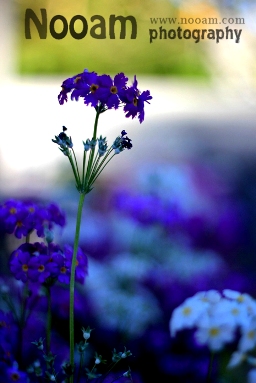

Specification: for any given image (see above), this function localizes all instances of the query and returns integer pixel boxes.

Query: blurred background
[1,0,256,382]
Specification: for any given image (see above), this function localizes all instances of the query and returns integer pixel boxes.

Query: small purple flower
[95,73,128,109]
[28,255,58,283]
[64,245,88,285]
[51,252,70,284]
[71,70,100,107]
[47,202,66,229]
[9,250,31,283]
[121,76,152,123]
[33,203,66,237]
[58,72,84,104]
[0,200,30,239]
[6,362,28,383]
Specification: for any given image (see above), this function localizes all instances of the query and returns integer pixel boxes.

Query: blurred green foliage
[16,0,209,77]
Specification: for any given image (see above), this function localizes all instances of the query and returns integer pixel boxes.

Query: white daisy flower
[224,289,256,318]
[195,313,235,351]
[213,298,249,327]
[239,318,256,352]
[170,296,206,337]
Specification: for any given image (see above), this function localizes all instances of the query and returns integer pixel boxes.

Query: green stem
[85,108,101,188]
[72,148,81,187]
[93,106,101,140]
[89,145,113,184]
[16,236,31,367]
[17,283,29,369]
[69,106,101,381]
[102,361,119,382]
[69,192,86,382]
[2,294,19,323]
[26,233,31,243]
[88,153,115,187]
[68,153,81,190]
[82,150,87,191]
[46,286,52,354]
[88,154,100,183]
[76,352,84,383]
[206,351,214,383]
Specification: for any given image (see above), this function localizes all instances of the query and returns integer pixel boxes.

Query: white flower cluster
[86,257,161,337]
[170,289,256,377]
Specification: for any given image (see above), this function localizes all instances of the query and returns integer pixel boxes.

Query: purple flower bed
[0,160,252,382]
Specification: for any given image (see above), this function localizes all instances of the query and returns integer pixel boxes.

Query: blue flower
[112,131,132,154]
[98,135,108,157]
[83,138,97,151]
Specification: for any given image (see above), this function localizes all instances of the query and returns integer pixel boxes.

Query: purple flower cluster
[0,199,66,239]
[113,188,245,256]
[58,69,152,123]
[9,242,88,285]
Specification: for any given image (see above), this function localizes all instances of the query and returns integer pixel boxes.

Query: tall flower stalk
[69,193,85,379]
[53,69,152,381]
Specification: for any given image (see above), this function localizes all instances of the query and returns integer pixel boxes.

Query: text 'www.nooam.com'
[149,26,242,43]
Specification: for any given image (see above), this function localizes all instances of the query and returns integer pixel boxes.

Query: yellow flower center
[22,264,28,272]
[237,295,245,303]
[90,84,99,93]
[182,307,191,316]
[231,308,239,316]
[209,327,220,337]
[133,97,138,106]
[110,86,118,94]
[248,330,256,339]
